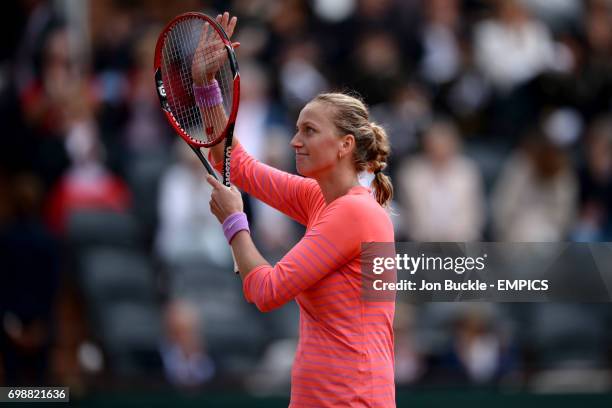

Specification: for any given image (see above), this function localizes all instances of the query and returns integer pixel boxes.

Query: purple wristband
[193,80,223,108]
[222,212,250,244]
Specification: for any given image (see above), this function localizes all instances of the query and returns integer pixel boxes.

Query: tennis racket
[154,12,240,270]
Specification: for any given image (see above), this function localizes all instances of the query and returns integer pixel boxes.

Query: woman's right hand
[192,12,239,85]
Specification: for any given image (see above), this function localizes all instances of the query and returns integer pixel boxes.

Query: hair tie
[373,162,387,175]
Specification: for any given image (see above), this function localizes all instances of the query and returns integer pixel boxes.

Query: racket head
[154,12,240,148]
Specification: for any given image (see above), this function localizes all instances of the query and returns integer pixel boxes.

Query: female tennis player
[200,13,396,407]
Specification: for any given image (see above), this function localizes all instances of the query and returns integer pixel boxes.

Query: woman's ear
[339,134,355,158]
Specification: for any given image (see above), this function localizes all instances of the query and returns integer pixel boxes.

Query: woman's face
[291,101,343,178]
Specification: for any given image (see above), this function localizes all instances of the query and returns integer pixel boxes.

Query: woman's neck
[316,166,360,204]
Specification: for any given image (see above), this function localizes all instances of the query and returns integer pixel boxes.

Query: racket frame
[153,12,240,185]
[154,12,242,273]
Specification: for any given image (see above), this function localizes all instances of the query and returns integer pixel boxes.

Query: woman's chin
[296,167,310,177]
[295,163,310,177]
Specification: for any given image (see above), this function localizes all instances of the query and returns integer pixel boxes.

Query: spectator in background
[350,0,417,58]
[123,26,172,154]
[394,302,424,386]
[398,120,485,241]
[473,0,557,93]
[572,116,612,242]
[156,142,230,267]
[235,61,287,162]
[89,1,134,153]
[263,0,311,60]
[278,40,328,116]
[536,0,612,124]
[20,24,89,128]
[348,30,405,106]
[371,82,432,166]
[419,0,463,86]
[13,0,59,100]
[447,306,514,385]
[578,0,612,120]
[0,172,60,385]
[473,0,561,139]
[492,129,577,241]
[44,121,131,236]
[19,25,93,187]
[414,0,494,139]
[159,300,214,388]
[520,0,583,34]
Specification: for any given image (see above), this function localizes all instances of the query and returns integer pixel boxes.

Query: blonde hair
[312,92,393,207]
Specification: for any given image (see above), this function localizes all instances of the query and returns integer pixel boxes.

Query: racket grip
[223,213,248,275]
[231,248,240,275]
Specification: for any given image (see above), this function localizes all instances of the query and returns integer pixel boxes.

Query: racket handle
[231,248,240,275]
[189,144,239,274]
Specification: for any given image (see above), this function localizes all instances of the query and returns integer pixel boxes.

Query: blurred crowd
[1,0,612,396]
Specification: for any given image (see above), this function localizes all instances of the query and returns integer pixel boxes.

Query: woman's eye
[296,125,315,134]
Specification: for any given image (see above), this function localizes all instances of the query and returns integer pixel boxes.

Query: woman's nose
[290,133,303,148]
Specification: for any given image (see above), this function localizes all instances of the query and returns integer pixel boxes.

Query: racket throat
[222,125,234,187]
[189,145,218,179]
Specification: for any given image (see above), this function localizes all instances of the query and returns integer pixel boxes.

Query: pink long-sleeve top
[212,143,395,407]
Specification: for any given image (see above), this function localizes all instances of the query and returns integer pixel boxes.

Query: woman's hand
[206,174,243,223]
[192,12,239,85]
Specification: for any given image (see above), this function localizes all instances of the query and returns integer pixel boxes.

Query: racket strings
[160,16,234,145]
[161,22,201,139]
[195,21,234,138]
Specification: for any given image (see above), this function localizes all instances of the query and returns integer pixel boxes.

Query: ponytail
[369,123,393,207]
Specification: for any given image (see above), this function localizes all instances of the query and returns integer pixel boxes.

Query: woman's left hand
[206,174,244,223]
[192,12,239,85]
